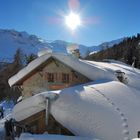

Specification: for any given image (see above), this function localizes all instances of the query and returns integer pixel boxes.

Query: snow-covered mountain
[0,29,125,61]
[0,29,92,60]
[88,38,125,55]
[0,29,48,61]
[99,38,125,48]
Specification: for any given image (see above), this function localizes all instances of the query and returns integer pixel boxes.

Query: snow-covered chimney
[67,44,80,58]
[71,49,80,58]
[37,48,52,57]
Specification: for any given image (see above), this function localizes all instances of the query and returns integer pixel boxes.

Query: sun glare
[65,12,81,30]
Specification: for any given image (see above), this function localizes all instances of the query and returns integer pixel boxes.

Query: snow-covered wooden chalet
[8,51,140,140]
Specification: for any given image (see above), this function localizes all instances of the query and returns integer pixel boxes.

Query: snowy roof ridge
[8,52,117,87]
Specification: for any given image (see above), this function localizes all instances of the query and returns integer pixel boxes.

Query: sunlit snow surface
[50,81,140,140]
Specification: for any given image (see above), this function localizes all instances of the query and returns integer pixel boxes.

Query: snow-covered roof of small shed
[8,52,140,90]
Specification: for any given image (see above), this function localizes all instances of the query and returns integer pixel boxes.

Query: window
[47,73,54,82]
[62,73,69,83]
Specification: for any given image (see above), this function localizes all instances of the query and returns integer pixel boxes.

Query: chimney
[71,49,80,58]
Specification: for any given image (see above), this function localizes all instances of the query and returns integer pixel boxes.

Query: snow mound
[19,133,96,140]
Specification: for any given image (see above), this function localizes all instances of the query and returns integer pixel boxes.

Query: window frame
[47,73,54,82]
[62,73,70,83]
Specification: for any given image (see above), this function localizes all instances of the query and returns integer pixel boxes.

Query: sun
[65,12,81,30]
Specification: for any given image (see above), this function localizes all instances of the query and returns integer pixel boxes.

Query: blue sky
[0,0,140,46]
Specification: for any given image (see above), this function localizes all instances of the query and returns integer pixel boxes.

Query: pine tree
[87,33,140,69]
[0,49,25,101]
[25,53,37,64]
[14,49,24,70]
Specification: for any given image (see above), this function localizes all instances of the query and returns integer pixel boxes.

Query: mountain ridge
[0,29,124,61]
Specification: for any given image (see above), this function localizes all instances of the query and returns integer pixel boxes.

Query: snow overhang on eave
[8,53,52,87]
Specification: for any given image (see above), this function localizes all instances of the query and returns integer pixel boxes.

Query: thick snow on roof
[82,60,140,90]
[19,133,96,140]
[8,53,117,87]
[13,80,140,140]
[50,81,140,140]
[12,95,46,121]
[9,52,140,90]
[8,53,52,86]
